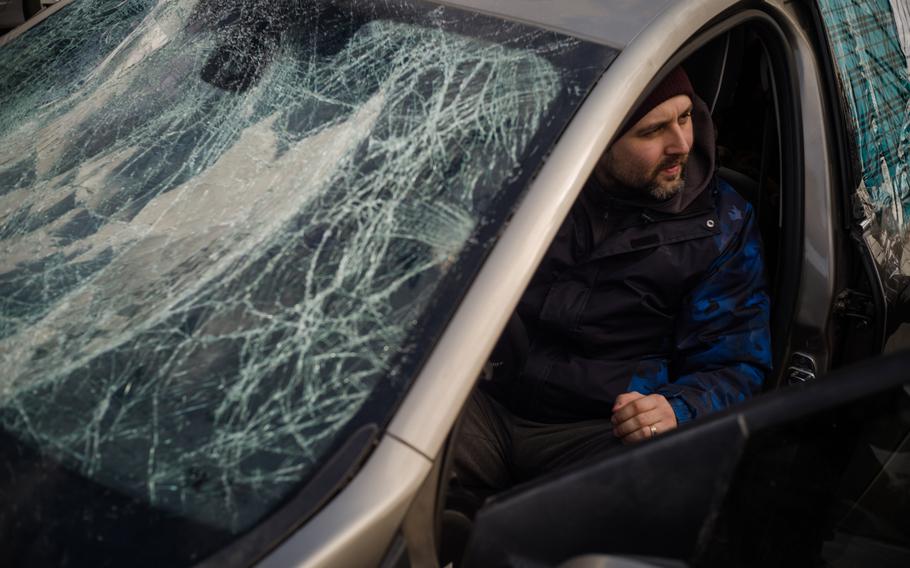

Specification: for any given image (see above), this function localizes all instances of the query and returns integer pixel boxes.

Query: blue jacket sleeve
[657,197,772,424]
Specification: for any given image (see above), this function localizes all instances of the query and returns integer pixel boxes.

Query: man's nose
[665,123,691,155]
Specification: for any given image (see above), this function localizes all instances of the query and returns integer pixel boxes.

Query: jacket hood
[589,94,716,215]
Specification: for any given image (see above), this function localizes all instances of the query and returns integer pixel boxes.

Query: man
[451,67,771,508]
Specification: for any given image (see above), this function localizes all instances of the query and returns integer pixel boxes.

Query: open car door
[462,349,910,567]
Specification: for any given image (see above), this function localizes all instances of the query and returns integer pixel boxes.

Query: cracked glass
[0,0,615,564]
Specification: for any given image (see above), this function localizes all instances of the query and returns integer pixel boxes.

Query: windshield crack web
[0,0,566,531]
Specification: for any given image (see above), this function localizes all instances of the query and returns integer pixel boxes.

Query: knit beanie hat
[619,66,695,137]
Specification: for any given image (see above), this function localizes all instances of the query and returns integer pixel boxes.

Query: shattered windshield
[0,0,613,564]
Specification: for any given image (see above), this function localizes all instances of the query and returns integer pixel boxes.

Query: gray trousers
[449,388,621,515]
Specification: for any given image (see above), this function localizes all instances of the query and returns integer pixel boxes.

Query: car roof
[0,0,676,50]
[433,0,677,48]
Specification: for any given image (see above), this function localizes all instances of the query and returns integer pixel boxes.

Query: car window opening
[438,20,796,566]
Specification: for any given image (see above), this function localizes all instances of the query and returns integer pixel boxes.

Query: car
[0,0,909,566]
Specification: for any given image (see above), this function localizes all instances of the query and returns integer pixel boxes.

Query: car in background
[0,0,909,566]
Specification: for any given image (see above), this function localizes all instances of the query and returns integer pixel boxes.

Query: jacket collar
[576,178,720,261]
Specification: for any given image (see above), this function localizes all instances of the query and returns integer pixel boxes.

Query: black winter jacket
[496,176,772,424]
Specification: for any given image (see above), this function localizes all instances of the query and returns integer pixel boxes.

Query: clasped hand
[611,391,678,444]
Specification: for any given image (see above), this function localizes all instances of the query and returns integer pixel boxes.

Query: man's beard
[645,158,687,201]
[596,153,688,201]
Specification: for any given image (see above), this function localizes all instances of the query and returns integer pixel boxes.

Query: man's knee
[449,389,512,506]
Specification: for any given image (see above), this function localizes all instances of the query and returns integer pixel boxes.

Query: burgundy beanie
[619,66,695,137]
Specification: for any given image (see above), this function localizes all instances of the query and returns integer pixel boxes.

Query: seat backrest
[0,0,26,32]
[0,0,42,34]
[717,166,761,210]
[683,30,745,115]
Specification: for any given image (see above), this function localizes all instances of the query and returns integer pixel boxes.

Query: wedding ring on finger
[650,424,658,438]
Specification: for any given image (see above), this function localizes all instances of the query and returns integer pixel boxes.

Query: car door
[461,348,910,568]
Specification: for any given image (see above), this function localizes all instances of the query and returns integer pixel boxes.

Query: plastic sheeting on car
[817,0,910,283]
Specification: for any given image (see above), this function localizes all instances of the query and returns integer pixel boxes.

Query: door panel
[462,350,910,567]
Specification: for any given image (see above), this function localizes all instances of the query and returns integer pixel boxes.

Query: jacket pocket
[539,279,591,331]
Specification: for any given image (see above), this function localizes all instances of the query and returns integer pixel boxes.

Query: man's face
[596,94,694,201]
